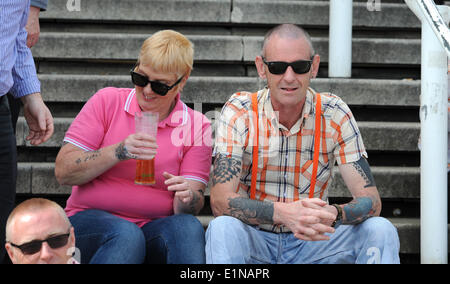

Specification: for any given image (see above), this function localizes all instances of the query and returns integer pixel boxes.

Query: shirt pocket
[300,158,332,198]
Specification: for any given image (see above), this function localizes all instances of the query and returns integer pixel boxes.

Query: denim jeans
[0,95,17,263]
[69,209,206,264]
[206,216,400,264]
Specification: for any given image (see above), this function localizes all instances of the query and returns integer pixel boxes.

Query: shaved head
[262,24,315,57]
[5,198,70,242]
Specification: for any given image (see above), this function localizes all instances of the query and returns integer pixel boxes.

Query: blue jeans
[206,216,400,264]
[69,210,206,264]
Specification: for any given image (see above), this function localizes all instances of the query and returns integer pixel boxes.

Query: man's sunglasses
[9,233,70,255]
[262,56,314,75]
[130,69,183,96]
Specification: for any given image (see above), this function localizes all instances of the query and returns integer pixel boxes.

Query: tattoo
[342,197,375,225]
[351,157,376,188]
[212,153,241,185]
[227,197,274,225]
[115,142,135,160]
[75,150,100,164]
[188,190,201,214]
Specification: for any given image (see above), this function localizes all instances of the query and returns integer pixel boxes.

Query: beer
[134,111,158,186]
[135,159,155,185]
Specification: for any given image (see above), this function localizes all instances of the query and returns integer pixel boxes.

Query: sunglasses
[9,232,71,255]
[130,69,184,96]
[262,56,314,75]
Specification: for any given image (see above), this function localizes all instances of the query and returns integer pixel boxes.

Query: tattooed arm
[55,133,157,186]
[210,153,275,225]
[335,157,381,225]
[211,154,335,241]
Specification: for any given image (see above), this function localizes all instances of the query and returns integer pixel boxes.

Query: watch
[331,204,343,228]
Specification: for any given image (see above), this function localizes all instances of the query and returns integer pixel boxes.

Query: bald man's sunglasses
[262,56,314,75]
[9,233,70,255]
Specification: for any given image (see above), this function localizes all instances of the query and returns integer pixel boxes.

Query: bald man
[206,24,400,264]
[5,198,77,264]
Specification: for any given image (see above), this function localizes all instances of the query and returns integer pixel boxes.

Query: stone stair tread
[41,0,420,29]
[33,32,421,65]
[36,74,421,106]
[16,162,421,199]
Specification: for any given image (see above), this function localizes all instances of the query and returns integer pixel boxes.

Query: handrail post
[406,0,449,264]
[329,0,353,78]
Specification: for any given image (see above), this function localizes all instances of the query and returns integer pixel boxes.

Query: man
[206,24,400,264]
[0,0,54,263]
[7,0,49,134]
[5,198,77,264]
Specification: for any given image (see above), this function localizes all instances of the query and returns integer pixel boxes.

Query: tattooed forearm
[115,142,136,161]
[75,150,101,165]
[342,197,376,225]
[188,190,202,214]
[351,157,376,188]
[227,197,274,225]
[212,153,242,185]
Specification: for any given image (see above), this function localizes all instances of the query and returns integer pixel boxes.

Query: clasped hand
[282,198,337,241]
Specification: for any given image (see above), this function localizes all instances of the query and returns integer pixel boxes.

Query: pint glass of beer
[134,111,159,185]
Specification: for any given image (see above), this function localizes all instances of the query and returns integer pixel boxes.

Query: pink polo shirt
[64,87,212,227]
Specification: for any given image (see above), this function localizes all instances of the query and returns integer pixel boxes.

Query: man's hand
[274,198,336,241]
[21,93,54,145]
[25,6,41,48]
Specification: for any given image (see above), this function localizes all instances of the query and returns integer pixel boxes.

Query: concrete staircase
[16,0,450,263]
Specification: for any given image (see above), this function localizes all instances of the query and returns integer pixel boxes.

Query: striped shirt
[0,0,40,98]
[214,87,367,232]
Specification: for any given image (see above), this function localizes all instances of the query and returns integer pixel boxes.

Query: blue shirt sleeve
[0,0,41,98]
[30,0,48,11]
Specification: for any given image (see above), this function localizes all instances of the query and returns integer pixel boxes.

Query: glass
[134,111,159,185]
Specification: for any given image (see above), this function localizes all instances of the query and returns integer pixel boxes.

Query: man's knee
[207,216,246,237]
[361,217,398,236]
[359,217,400,249]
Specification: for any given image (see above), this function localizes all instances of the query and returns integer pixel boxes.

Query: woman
[55,30,212,264]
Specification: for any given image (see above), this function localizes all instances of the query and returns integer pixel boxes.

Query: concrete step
[42,0,420,29]
[15,116,420,152]
[16,162,420,199]
[37,74,420,107]
[32,32,421,65]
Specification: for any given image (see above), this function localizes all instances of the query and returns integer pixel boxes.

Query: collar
[124,89,188,128]
[262,87,316,134]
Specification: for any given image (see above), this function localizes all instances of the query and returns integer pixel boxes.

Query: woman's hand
[115,133,157,161]
[163,172,205,215]
[163,172,194,203]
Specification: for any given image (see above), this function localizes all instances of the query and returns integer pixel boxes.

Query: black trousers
[0,95,17,263]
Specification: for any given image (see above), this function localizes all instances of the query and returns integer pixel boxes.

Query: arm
[27,0,48,48]
[55,133,157,186]
[25,6,41,48]
[210,153,335,241]
[335,157,381,225]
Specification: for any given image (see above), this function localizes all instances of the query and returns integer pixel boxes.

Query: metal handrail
[405,0,449,264]
[406,0,450,57]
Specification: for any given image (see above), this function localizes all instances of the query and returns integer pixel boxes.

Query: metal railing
[405,0,449,265]
[329,0,449,264]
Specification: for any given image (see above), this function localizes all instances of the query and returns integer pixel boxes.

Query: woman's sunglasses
[130,69,183,96]
[262,56,314,75]
[9,232,70,255]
